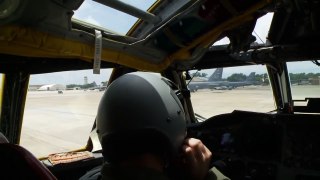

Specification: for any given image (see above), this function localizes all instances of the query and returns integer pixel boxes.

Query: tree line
[226,73,268,83]
[192,72,269,83]
[66,81,108,89]
[193,72,320,84]
[289,73,320,82]
[66,82,97,89]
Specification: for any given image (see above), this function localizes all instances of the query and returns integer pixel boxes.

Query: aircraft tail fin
[208,68,223,81]
[246,72,256,82]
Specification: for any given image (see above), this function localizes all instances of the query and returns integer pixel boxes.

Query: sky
[72,0,156,35]
[30,69,113,85]
[29,2,319,85]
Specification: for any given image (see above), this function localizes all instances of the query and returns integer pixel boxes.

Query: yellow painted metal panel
[0,26,165,71]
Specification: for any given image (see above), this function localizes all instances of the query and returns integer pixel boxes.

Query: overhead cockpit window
[211,13,273,47]
[213,37,230,46]
[73,0,157,35]
[252,13,273,44]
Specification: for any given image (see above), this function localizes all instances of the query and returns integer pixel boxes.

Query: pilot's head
[96,72,186,163]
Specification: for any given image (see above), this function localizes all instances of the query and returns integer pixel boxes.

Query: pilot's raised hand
[181,138,212,180]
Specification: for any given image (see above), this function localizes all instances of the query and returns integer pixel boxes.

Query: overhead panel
[0,0,273,72]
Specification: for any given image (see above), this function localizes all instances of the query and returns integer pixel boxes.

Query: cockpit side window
[20,69,112,157]
[287,61,320,100]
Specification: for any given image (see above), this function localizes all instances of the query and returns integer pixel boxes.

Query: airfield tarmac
[19,85,319,157]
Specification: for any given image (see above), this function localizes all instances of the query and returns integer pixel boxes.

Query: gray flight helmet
[96,72,186,161]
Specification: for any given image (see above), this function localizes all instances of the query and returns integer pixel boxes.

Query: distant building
[310,77,320,85]
[28,85,43,91]
[38,84,66,91]
[191,77,208,82]
[84,76,88,85]
[66,87,81,90]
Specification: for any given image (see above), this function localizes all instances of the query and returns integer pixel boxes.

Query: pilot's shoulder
[205,167,230,180]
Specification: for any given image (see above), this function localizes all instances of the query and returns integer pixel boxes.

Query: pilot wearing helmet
[82,72,229,180]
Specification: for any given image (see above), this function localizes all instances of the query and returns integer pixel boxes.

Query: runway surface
[19,85,318,157]
[21,90,103,157]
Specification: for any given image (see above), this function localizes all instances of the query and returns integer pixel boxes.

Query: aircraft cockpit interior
[1,0,320,180]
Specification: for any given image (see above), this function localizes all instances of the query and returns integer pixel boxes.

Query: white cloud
[75,0,92,11]
[72,0,156,35]
[118,0,157,11]
[73,1,136,34]
[83,16,101,26]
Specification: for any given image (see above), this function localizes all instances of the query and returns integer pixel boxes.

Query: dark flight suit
[80,164,230,180]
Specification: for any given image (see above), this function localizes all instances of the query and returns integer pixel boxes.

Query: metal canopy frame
[93,0,161,24]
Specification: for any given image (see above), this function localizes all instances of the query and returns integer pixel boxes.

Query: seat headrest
[0,144,57,180]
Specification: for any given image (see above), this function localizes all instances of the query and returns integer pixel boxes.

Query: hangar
[38,84,66,91]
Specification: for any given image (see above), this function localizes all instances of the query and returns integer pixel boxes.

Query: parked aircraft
[188,70,257,92]
[208,68,223,81]
[187,68,223,92]
[86,86,108,91]
[218,72,258,88]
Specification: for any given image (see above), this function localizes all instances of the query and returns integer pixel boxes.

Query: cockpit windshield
[189,65,275,119]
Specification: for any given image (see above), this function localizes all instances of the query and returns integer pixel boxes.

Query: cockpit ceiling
[0,0,272,73]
